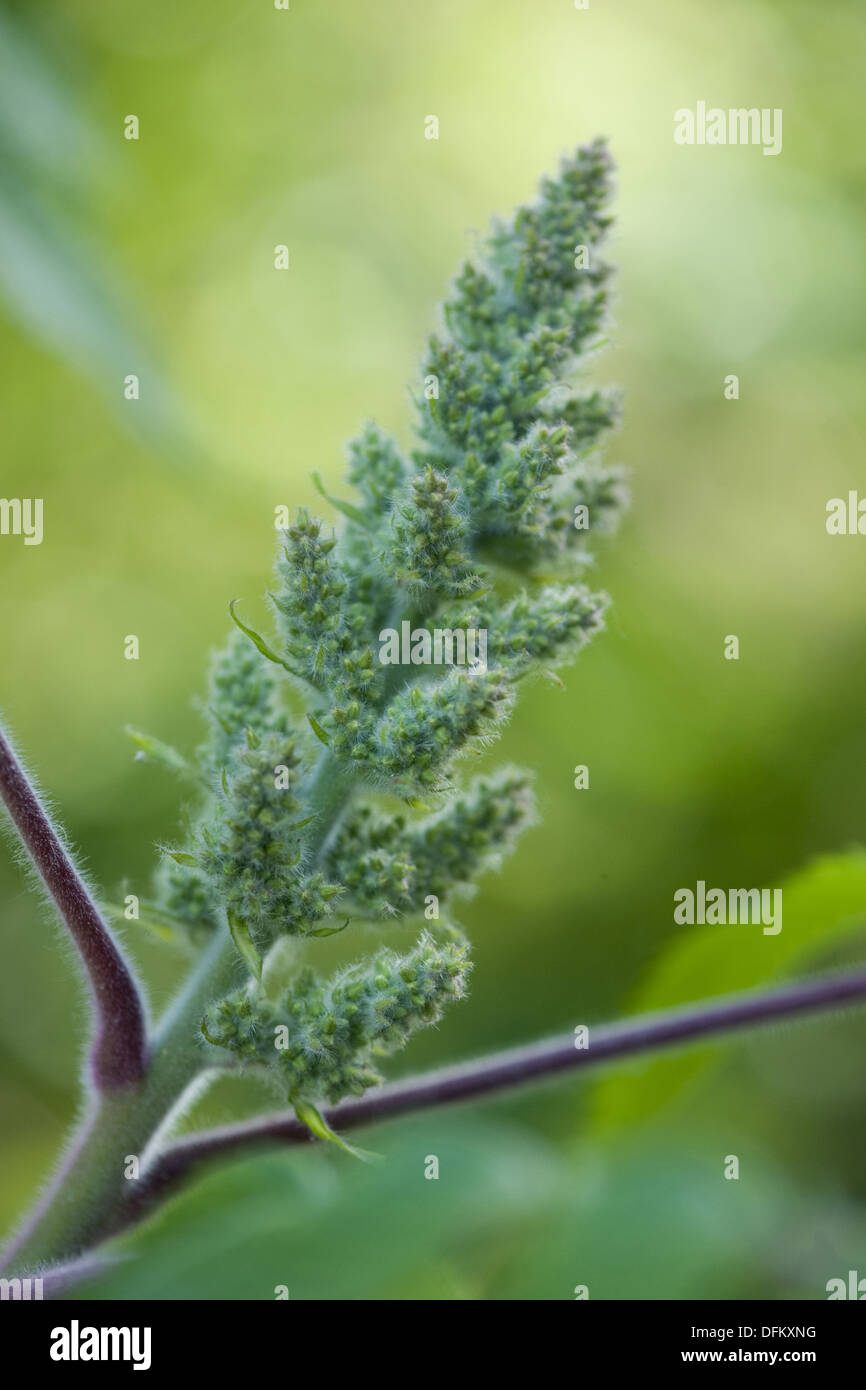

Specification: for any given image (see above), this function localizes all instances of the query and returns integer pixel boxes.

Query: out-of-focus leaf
[71,1124,836,1302]
[0,5,106,187]
[125,727,191,777]
[487,1139,797,1300]
[589,851,866,1135]
[75,1118,564,1300]
[0,5,191,455]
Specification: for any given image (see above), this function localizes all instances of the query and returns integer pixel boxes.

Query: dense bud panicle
[154,857,220,943]
[413,140,624,564]
[362,668,512,792]
[197,733,341,944]
[402,769,537,901]
[384,467,480,599]
[440,584,609,677]
[271,510,349,685]
[346,421,408,515]
[324,769,536,916]
[201,628,288,777]
[142,142,623,1124]
[203,934,471,1105]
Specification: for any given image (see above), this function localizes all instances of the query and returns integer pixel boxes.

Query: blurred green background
[2,0,866,1299]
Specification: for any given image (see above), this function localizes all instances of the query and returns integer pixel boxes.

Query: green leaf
[199,1016,224,1048]
[120,900,196,950]
[165,850,199,867]
[73,1118,562,1300]
[307,713,330,746]
[227,910,262,980]
[125,727,190,776]
[291,1095,376,1162]
[589,850,866,1136]
[540,668,565,689]
[0,8,190,459]
[305,919,349,939]
[487,1138,797,1301]
[229,600,298,675]
[311,471,373,529]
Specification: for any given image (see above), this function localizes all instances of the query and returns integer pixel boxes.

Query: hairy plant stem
[1,927,239,1273]
[121,964,866,1233]
[13,689,861,1284]
[0,723,147,1090]
[2,749,351,1275]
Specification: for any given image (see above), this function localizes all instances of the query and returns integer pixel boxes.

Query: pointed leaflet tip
[125,727,190,776]
[291,1095,378,1162]
[307,713,330,746]
[305,918,350,939]
[229,600,298,675]
[311,471,373,529]
[227,910,262,980]
[165,850,199,867]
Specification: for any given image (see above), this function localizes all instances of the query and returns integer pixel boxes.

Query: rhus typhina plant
[3,140,865,1293]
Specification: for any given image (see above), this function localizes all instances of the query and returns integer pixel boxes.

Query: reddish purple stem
[0,724,148,1090]
[126,964,866,1227]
